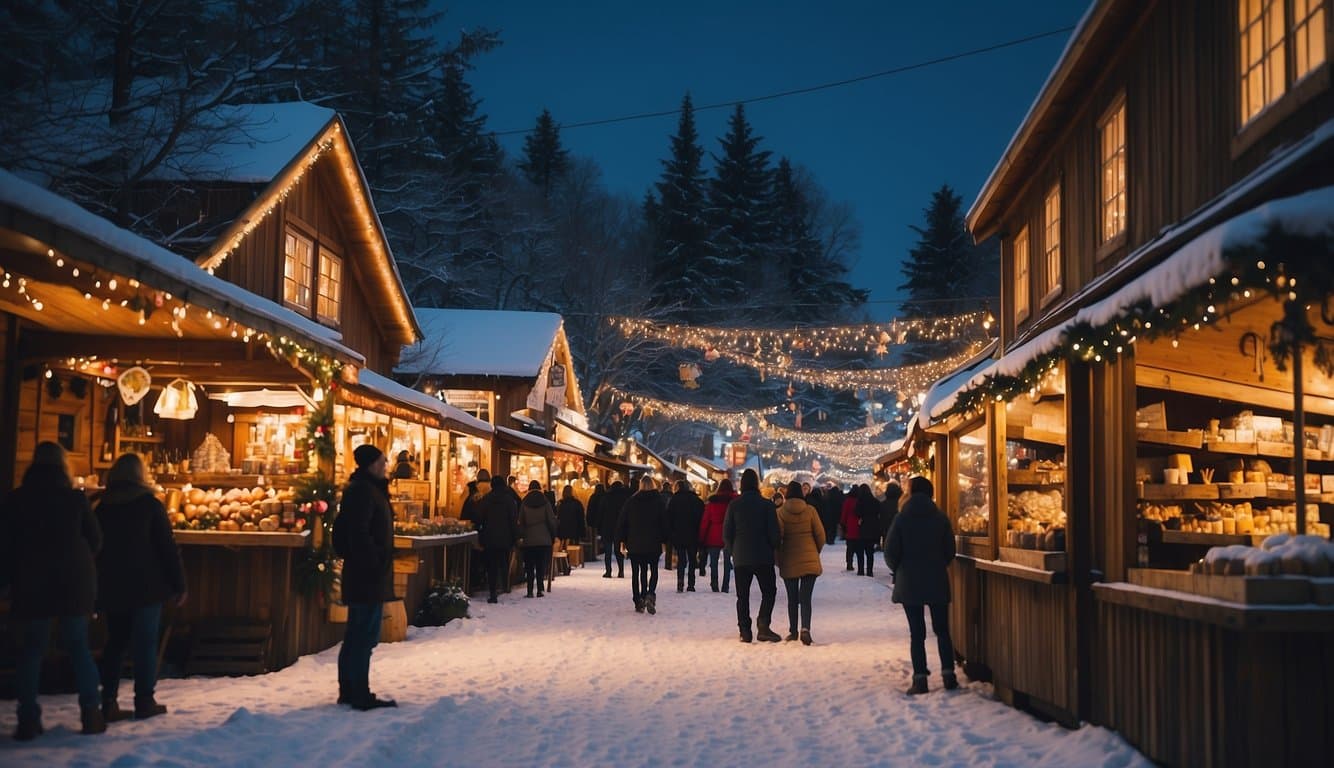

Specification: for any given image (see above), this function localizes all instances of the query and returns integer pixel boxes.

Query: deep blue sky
[441,1,1085,319]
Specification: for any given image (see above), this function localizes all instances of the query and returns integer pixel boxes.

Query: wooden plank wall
[948,558,984,667]
[1094,599,1334,767]
[178,546,342,671]
[982,573,1075,716]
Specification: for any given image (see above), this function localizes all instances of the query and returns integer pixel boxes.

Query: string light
[777,341,990,392]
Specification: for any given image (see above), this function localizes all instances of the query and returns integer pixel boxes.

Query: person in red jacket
[698,478,737,593]
[840,491,862,572]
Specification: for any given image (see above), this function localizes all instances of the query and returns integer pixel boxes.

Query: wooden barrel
[379,599,407,642]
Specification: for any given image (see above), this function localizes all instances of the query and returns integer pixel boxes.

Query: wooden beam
[17,331,252,363]
[1135,365,1334,417]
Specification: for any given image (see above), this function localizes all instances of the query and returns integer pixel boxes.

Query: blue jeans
[16,616,100,721]
[99,603,163,702]
[337,602,382,695]
[706,547,732,590]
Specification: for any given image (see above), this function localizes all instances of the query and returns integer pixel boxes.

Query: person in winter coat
[880,482,903,552]
[555,484,586,570]
[518,481,558,598]
[820,484,843,549]
[856,484,882,576]
[95,453,187,723]
[476,469,520,604]
[459,480,482,523]
[596,480,631,578]
[698,479,737,592]
[666,480,704,593]
[885,476,958,695]
[3,442,104,739]
[723,469,782,643]
[616,476,669,614]
[776,481,826,645]
[840,489,864,573]
[332,444,397,710]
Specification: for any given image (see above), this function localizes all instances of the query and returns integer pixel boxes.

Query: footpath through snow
[1,544,1150,767]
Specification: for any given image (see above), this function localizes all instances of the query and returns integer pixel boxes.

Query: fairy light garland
[777,340,990,392]
[612,310,993,364]
[944,231,1334,419]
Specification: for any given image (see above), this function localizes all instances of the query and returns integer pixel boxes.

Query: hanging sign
[117,366,152,406]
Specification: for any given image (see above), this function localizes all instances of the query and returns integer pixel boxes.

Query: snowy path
[1,544,1150,767]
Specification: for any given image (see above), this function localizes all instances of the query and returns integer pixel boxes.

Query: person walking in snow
[594,479,631,578]
[723,469,782,643]
[699,478,737,592]
[879,482,903,553]
[555,484,586,573]
[667,480,704,593]
[617,476,669,614]
[518,481,558,598]
[477,469,520,604]
[885,476,957,695]
[3,442,104,740]
[776,481,826,645]
[840,486,864,574]
[95,453,186,723]
[856,484,882,576]
[820,483,844,552]
[331,444,397,710]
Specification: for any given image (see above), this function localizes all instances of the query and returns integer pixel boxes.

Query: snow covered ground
[1,544,1150,767]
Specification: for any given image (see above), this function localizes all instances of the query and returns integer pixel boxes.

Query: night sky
[441,1,1086,319]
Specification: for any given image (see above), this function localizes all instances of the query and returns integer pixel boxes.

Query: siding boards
[982,572,1075,716]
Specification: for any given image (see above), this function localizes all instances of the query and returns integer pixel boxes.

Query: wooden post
[0,317,20,493]
[1292,334,1307,535]
[1066,360,1095,722]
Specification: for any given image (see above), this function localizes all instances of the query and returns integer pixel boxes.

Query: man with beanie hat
[723,468,781,643]
[331,444,396,710]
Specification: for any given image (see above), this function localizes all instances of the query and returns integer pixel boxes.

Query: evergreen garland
[945,226,1334,419]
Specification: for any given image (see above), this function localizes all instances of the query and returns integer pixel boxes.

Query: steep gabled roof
[399,309,566,378]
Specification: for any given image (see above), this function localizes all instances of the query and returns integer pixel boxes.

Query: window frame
[1234,0,1329,156]
[316,244,343,326]
[1096,94,1128,258]
[1013,225,1031,326]
[283,225,315,313]
[1041,182,1063,308]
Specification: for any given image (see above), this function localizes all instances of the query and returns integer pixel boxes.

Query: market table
[392,532,478,627]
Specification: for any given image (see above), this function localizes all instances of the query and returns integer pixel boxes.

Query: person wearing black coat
[596,480,631,578]
[475,469,520,603]
[666,481,704,593]
[885,476,958,695]
[722,469,782,643]
[3,442,104,739]
[615,477,669,614]
[331,445,398,710]
[820,484,844,546]
[555,484,586,546]
[95,453,187,723]
[855,485,882,576]
[879,482,903,551]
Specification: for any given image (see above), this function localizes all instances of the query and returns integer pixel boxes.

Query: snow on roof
[942,185,1334,418]
[554,415,614,446]
[147,102,336,183]
[399,309,564,378]
[495,426,581,454]
[356,368,493,435]
[923,340,1000,422]
[0,168,363,364]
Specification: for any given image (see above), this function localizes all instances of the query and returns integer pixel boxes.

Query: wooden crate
[998,546,1067,571]
[394,554,420,574]
[185,620,270,677]
[1141,483,1219,500]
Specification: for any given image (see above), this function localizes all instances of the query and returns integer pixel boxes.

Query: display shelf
[1007,468,1065,485]
[158,473,311,489]
[1140,483,1219,500]
[1217,482,1268,499]
[393,532,478,550]
[975,557,1067,584]
[1206,441,1257,455]
[1006,425,1066,446]
[1206,441,1329,461]
[119,435,165,444]
[1136,428,1204,449]
[998,546,1067,571]
[1160,530,1252,546]
[174,529,310,548]
[1128,567,1312,605]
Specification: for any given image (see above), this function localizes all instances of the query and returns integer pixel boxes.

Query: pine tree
[705,103,774,315]
[770,158,867,322]
[899,184,980,317]
[518,108,569,197]
[648,93,711,318]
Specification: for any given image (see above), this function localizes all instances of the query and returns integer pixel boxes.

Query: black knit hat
[353,444,385,469]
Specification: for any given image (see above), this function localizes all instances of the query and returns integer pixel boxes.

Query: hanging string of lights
[611,310,994,364]
[776,340,991,392]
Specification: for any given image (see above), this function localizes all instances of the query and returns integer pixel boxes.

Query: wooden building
[915,1,1333,764]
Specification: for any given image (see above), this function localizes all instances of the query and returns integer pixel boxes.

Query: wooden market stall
[936,1,1334,763]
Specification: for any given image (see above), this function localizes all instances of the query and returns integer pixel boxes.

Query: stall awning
[583,452,653,476]
[934,185,1334,421]
[874,436,909,468]
[683,454,727,478]
[554,415,615,447]
[495,426,588,459]
[348,369,494,439]
[636,442,685,479]
[208,388,312,409]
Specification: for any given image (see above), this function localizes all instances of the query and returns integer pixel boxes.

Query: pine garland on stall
[293,472,341,601]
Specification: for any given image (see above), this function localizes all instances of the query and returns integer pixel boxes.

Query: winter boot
[80,706,106,735]
[942,672,959,691]
[905,674,930,696]
[134,696,168,720]
[686,584,695,592]
[102,698,134,723]
[603,571,612,579]
[646,594,657,615]
[12,713,43,741]
[800,629,813,646]
[784,630,799,642]
[739,626,753,643]
[350,692,397,711]
[536,588,544,597]
[755,624,782,643]
[634,597,645,613]
[677,577,684,593]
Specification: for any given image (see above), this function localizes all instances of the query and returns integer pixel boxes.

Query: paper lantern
[154,378,199,420]
[117,366,152,405]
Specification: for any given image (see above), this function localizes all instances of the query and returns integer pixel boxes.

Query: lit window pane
[284,228,313,310]
[1014,227,1030,322]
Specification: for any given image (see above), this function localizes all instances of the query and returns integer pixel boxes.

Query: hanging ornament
[786,382,794,398]
[117,366,152,406]
[678,363,702,390]
[795,405,803,430]
[704,347,720,362]
[153,378,199,420]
